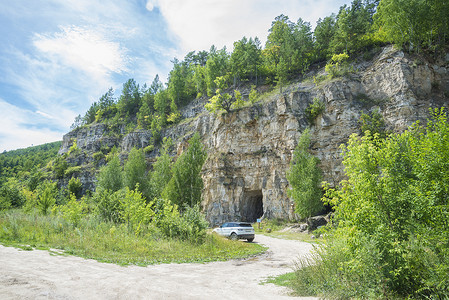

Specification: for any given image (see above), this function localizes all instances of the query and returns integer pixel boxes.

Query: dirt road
[0,235,317,299]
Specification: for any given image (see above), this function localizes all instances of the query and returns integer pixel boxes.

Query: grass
[263,271,297,288]
[0,209,266,266]
[253,218,320,243]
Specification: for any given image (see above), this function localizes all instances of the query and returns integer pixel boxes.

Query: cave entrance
[240,190,264,223]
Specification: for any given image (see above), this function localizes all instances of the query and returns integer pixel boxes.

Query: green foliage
[123,148,148,197]
[324,52,350,78]
[64,166,82,178]
[116,79,142,118]
[94,188,124,223]
[58,194,88,227]
[96,154,123,193]
[162,133,207,208]
[52,155,69,179]
[359,108,388,138]
[305,97,325,123]
[204,75,235,114]
[67,177,83,199]
[148,138,173,200]
[294,108,449,298]
[330,0,377,55]
[0,178,25,208]
[119,187,154,234]
[92,151,105,163]
[314,14,337,60]
[248,86,259,104]
[37,180,57,215]
[375,0,449,53]
[205,46,230,97]
[230,37,262,83]
[287,128,324,219]
[0,209,265,265]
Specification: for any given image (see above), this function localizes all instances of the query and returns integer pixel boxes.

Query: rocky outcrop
[59,46,449,225]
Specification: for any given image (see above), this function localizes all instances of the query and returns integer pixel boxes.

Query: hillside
[58,45,449,224]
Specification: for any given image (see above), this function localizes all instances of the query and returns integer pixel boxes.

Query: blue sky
[0,0,350,152]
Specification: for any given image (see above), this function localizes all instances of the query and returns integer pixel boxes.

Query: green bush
[58,194,88,227]
[325,53,350,79]
[94,189,124,223]
[92,151,105,162]
[67,177,83,199]
[293,108,449,298]
[64,166,82,178]
[37,180,57,215]
[305,98,325,123]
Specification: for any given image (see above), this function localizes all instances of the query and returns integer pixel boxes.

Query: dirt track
[0,235,317,299]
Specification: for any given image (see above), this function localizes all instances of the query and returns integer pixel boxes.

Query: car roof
[224,222,251,226]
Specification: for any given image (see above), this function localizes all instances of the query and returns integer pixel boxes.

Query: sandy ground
[0,235,318,300]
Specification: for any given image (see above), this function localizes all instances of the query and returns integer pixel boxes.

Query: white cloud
[0,99,63,151]
[154,0,349,55]
[33,25,129,82]
[146,0,157,11]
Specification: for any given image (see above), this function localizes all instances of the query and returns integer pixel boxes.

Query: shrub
[305,98,325,123]
[92,151,105,162]
[94,188,124,223]
[58,194,88,227]
[325,53,350,79]
[37,180,57,215]
[67,177,83,199]
[294,108,449,298]
[248,86,259,104]
[64,166,82,178]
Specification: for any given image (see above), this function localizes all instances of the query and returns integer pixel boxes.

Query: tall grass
[0,209,265,265]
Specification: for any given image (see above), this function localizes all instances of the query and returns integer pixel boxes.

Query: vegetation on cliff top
[1,0,448,296]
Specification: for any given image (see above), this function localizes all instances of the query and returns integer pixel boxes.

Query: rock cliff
[59,46,449,225]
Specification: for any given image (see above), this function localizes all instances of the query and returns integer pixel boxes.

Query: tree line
[72,0,448,136]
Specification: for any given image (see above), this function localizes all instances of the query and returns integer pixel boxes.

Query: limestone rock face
[59,46,449,225]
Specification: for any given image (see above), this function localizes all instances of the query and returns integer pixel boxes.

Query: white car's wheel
[230,232,238,241]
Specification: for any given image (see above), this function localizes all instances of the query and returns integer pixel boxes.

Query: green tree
[331,0,375,54]
[154,89,170,126]
[287,128,323,219]
[67,177,83,199]
[123,147,148,197]
[116,79,141,118]
[292,18,314,73]
[96,154,123,193]
[359,108,388,138]
[314,15,337,60]
[148,138,173,200]
[119,187,154,233]
[137,99,152,129]
[205,46,229,96]
[308,108,449,298]
[230,37,262,84]
[37,180,57,215]
[204,75,239,114]
[162,133,207,208]
[264,15,295,79]
[374,0,446,53]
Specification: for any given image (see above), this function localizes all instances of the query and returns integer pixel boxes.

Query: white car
[213,222,255,242]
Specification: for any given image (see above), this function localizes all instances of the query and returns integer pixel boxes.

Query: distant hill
[0,141,61,185]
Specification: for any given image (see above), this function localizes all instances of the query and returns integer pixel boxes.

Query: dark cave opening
[240,190,264,223]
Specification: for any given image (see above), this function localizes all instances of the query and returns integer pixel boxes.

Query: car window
[238,223,252,227]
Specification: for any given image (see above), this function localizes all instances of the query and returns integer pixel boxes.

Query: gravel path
[0,235,317,299]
